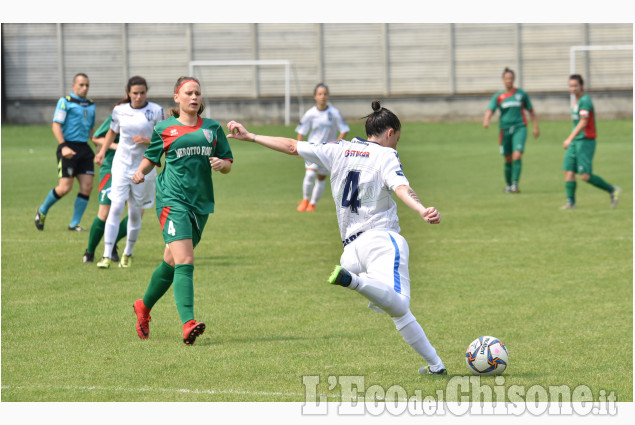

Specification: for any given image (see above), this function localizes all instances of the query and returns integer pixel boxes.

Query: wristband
[252,134,257,142]
[59,142,68,149]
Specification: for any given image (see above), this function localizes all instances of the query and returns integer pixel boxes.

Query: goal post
[189,60,303,126]
[569,44,633,106]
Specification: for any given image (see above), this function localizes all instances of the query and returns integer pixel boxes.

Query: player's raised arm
[227,120,299,156]
[394,185,441,224]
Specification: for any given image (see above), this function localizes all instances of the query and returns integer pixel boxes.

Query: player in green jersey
[484,68,540,193]
[560,74,621,210]
[82,115,128,263]
[130,76,233,345]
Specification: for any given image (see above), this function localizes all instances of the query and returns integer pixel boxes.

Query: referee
[35,73,96,231]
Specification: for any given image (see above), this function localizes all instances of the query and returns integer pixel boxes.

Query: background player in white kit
[227,100,446,375]
[295,83,349,212]
[94,76,165,268]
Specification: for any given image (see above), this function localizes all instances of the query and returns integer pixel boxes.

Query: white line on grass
[1,384,407,401]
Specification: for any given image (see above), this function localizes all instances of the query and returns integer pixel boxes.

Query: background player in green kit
[82,115,128,263]
[483,67,540,193]
[560,74,621,210]
[131,76,233,345]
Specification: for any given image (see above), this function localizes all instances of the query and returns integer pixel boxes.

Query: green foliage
[1,120,632,404]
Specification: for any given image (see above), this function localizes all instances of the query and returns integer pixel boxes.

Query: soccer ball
[465,336,508,376]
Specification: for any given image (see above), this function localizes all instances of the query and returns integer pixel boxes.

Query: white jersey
[297,137,410,245]
[110,101,164,177]
[295,104,350,144]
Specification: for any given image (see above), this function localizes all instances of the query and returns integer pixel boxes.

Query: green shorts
[157,206,209,248]
[499,125,527,156]
[97,170,113,206]
[563,138,595,175]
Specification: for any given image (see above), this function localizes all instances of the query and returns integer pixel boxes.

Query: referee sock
[142,260,175,310]
[173,264,195,324]
[587,174,614,193]
[511,159,522,184]
[40,188,62,215]
[70,193,90,227]
[565,181,576,205]
[86,217,106,254]
[504,162,512,186]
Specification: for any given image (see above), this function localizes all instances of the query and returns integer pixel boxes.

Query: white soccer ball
[465,336,508,375]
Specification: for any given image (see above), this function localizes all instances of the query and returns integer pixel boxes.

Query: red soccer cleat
[183,320,206,345]
[133,299,151,339]
[297,199,310,212]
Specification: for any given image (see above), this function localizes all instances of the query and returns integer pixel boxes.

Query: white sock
[310,178,326,205]
[124,205,143,256]
[302,170,317,200]
[395,315,444,371]
[103,201,125,258]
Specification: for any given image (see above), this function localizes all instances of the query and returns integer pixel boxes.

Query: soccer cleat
[504,186,512,193]
[419,365,448,375]
[119,254,132,268]
[83,251,94,263]
[97,257,112,268]
[34,207,46,231]
[183,320,206,345]
[510,184,520,193]
[68,225,87,231]
[297,199,310,212]
[610,186,621,208]
[306,203,316,212]
[328,265,352,287]
[111,244,120,262]
[133,299,151,339]
[559,203,577,210]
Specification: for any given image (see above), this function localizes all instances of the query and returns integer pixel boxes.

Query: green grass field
[1,120,632,407]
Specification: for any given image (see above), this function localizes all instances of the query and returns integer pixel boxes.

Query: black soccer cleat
[83,251,94,263]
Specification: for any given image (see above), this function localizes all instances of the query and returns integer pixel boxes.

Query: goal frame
[569,44,633,106]
[189,60,302,126]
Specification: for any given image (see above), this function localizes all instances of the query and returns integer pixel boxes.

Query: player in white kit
[295,83,349,212]
[94,76,165,268]
[226,101,446,375]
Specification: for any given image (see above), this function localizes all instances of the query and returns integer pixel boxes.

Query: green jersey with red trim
[94,115,118,172]
[487,88,533,129]
[144,115,233,214]
[572,94,597,141]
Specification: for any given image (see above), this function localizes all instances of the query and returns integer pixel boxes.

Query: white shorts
[304,160,329,176]
[340,229,411,300]
[109,168,156,209]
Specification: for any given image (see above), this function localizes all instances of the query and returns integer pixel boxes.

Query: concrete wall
[2,23,632,125]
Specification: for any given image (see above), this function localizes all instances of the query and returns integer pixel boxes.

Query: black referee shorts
[57,141,95,178]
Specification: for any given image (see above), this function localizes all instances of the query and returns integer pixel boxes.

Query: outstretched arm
[227,120,299,156]
[394,185,441,224]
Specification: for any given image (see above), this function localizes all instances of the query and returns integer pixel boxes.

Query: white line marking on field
[1,384,407,401]
[0,384,345,400]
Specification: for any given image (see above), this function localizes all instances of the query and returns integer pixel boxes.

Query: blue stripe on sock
[389,234,401,294]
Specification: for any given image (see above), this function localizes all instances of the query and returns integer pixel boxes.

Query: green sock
[511,159,522,184]
[565,181,577,205]
[173,264,195,324]
[142,260,175,310]
[116,216,128,244]
[504,162,512,186]
[86,217,106,254]
[587,175,614,193]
